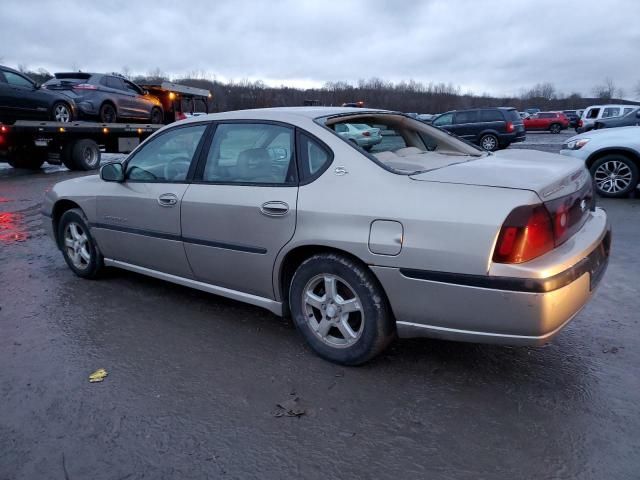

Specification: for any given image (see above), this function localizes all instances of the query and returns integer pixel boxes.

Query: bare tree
[121,66,132,80]
[592,77,617,100]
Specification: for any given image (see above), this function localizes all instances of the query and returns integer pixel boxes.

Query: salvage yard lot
[1,136,639,479]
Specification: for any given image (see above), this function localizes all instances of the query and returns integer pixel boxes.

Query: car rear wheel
[590,155,639,198]
[58,208,104,279]
[99,103,117,123]
[150,107,163,124]
[479,134,498,151]
[289,253,395,365]
[549,123,562,134]
[52,102,72,123]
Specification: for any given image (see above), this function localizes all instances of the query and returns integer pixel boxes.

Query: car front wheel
[590,155,639,198]
[289,253,395,365]
[58,209,104,278]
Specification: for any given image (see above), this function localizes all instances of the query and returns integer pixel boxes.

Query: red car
[523,112,570,134]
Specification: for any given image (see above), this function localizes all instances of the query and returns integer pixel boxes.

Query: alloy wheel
[481,135,497,151]
[54,104,71,122]
[63,222,91,270]
[594,160,633,194]
[302,274,364,348]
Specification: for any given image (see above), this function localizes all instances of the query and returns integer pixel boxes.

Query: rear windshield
[320,113,483,176]
[504,109,521,122]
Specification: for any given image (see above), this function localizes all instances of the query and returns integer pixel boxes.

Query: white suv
[560,126,640,197]
[577,104,637,133]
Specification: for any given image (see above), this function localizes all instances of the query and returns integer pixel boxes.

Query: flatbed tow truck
[0,82,211,171]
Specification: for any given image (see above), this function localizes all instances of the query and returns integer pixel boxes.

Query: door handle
[158,193,178,207]
[260,201,289,217]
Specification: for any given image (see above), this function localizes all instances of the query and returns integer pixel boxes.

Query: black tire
[69,139,101,170]
[6,146,46,169]
[51,102,72,123]
[60,142,75,170]
[479,134,498,151]
[590,154,639,198]
[363,145,373,151]
[57,208,104,279]
[99,103,117,123]
[549,123,562,134]
[150,107,163,124]
[289,253,395,365]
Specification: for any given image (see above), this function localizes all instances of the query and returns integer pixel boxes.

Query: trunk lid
[409,149,589,200]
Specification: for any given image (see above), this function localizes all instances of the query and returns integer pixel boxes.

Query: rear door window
[454,111,478,124]
[297,132,332,182]
[586,108,600,119]
[478,110,503,122]
[105,76,126,91]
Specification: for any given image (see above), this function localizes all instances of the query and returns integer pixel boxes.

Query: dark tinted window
[478,110,503,122]
[105,76,125,91]
[505,109,521,122]
[123,80,142,94]
[3,71,33,88]
[455,110,478,124]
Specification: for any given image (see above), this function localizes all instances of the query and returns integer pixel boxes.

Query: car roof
[173,107,392,125]
[0,64,27,76]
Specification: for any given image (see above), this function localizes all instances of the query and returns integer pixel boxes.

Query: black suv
[562,110,581,128]
[43,73,164,124]
[431,107,525,151]
[0,65,76,124]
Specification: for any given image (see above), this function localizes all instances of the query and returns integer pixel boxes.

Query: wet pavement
[1,144,639,479]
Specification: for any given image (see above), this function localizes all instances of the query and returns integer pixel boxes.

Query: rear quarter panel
[272,130,540,300]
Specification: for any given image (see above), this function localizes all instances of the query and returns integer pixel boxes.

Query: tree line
[13,65,640,114]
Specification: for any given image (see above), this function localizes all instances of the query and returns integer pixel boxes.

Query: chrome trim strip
[396,316,577,341]
[104,259,283,316]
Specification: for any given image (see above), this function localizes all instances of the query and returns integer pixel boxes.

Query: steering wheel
[164,156,192,181]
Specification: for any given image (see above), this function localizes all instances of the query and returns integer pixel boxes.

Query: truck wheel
[549,123,562,134]
[52,102,72,123]
[150,107,163,124]
[289,253,395,365]
[480,134,498,151]
[7,147,46,169]
[590,154,639,198]
[99,103,117,123]
[69,139,101,171]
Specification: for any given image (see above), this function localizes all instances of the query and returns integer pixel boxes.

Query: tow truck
[0,82,211,171]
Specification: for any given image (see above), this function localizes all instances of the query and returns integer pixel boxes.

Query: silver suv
[43,108,610,364]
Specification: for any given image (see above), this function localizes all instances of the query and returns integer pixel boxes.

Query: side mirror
[33,82,40,90]
[636,111,640,118]
[100,162,124,182]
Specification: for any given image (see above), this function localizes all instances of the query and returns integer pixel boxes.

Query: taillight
[506,121,514,132]
[493,205,554,264]
[0,125,8,133]
[73,83,98,90]
[578,119,583,127]
[176,112,187,121]
[361,131,371,137]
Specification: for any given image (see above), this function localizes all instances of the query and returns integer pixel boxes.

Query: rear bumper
[372,209,610,345]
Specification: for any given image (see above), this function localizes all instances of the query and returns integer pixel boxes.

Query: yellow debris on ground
[89,368,108,383]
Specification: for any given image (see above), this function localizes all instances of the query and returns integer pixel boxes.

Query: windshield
[319,112,483,175]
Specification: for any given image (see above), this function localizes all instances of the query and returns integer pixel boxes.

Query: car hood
[409,149,589,200]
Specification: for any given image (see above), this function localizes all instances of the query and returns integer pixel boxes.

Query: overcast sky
[1,0,639,98]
